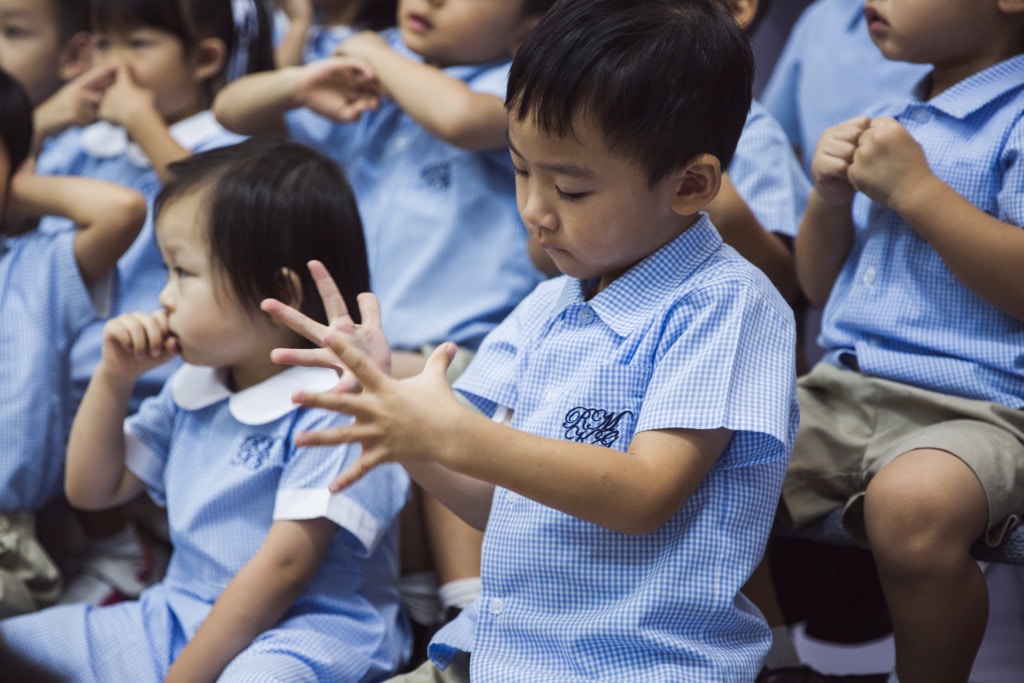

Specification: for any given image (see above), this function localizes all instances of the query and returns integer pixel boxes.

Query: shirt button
[911,109,931,123]
[505,490,518,504]
[578,307,594,324]
[393,136,409,150]
[544,387,560,403]
[489,598,505,615]
[863,266,877,285]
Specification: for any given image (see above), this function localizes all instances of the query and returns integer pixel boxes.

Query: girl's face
[93,25,207,123]
[155,191,289,390]
[0,0,64,105]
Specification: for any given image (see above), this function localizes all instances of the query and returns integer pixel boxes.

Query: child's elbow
[115,190,148,236]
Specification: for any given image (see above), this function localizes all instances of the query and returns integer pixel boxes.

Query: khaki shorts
[387,653,470,683]
[780,362,1024,547]
[0,512,61,618]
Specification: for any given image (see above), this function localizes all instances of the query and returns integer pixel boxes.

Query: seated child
[273,0,398,67]
[0,68,145,615]
[0,138,411,682]
[264,0,799,679]
[758,1,1024,682]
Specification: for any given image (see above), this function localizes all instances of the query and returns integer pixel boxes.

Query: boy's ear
[274,267,304,310]
[191,38,228,83]
[729,0,760,31]
[668,154,722,216]
[58,32,93,81]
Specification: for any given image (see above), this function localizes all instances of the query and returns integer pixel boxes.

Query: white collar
[170,364,340,425]
[79,111,227,168]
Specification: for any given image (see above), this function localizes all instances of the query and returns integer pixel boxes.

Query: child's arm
[707,173,799,303]
[213,57,380,137]
[337,32,510,150]
[65,312,177,510]
[31,65,116,156]
[848,116,1024,321]
[165,517,336,683]
[98,65,191,179]
[7,169,146,285]
[794,115,869,307]
[274,0,315,68]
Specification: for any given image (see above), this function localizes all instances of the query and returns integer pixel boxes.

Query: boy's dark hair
[91,0,274,98]
[53,0,91,42]
[155,138,371,331]
[507,0,753,184]
[522,0,556,17]
[0,70,33,176]
[353,0,398,32]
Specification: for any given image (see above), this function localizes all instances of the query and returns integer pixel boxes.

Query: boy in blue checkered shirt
[264,0,799,679]
[754,1,1024,681]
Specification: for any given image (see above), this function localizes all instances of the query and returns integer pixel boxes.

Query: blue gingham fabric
[37,111,244,414]
[731,100,812,238]
[285,30,542,351]
[271,10,357,63]
[0,365,410,681]
[0,230,98,511]
[818,54,1024,407]
[761,0,929,174]
[430,216,799,681]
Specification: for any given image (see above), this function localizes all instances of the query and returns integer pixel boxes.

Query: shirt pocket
[556,364,653,451]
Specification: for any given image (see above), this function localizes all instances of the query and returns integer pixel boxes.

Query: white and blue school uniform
[761,0,929,174]
[732,100,812,239]
[818,54,1024,408]
[0,230,103,511]
[272,10,357,63]
[285,31,541,351]
[0,364,411,682]
[429,216,799,681]
[38,111,244,412]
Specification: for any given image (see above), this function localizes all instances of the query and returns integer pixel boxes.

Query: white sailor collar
[80,110,227,168]
[170,364,340,425]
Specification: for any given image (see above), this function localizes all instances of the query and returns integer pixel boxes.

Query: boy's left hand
[97,65,156,130]
[848,117,932,211]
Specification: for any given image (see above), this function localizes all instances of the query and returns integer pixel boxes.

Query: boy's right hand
[100,310,178,380]
[810,115,870,206]
[34,65,116,140]
[295,57,382,123]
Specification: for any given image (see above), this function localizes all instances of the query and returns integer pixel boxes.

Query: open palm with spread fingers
[261,260,390,394]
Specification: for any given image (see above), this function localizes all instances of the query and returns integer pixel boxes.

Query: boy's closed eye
[512,166,591,202]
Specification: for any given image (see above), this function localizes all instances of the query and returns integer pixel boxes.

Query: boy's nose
[520,191,556,232]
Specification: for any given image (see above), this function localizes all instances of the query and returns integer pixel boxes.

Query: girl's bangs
[90,0,188,40]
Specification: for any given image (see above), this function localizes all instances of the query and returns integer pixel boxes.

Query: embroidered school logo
[562,407,633,447]
[419,161,452,190]
[231,434,280,470]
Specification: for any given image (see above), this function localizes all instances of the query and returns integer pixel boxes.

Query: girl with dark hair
[40,0,276,609]
[0,138,410,682]
[273,0,399,67]
[0,68,146,617]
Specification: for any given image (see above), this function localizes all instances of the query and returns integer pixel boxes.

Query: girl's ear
[58,32,94,81]
[668,154,722,217]
[274,267,304,310]
[191,38,228,83]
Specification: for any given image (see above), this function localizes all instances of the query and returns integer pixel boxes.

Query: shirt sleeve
[997,115,1024,228]
[124,380,178,506]
[273,407,410,558]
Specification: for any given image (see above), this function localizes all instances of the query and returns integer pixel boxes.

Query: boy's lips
[405,12,433,33]
[864,6,887,31]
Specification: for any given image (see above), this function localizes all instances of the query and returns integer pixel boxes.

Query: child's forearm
[213,69,300,137]
[893,175,1024,321]
[121,105,192,181]
[401,461,496,531]
[275,19,312,69]
[349,42,508,150]
[65,368,143,510]
[165,518,336,683]
[795,190,856,307]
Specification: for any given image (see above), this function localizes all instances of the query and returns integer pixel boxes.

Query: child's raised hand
[295,56,381,123]
[292,338,462,493]
[101,310,178,379]
[335,31,390,61]
[34,65,116,140]
[261,260,390,393]
[97,65,156,130]
[275,0,315,23]
[847,116,932,212]
[810,115,870,206]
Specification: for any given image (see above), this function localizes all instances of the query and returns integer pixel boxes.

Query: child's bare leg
[424,493,483,608]
[863,448,989,683]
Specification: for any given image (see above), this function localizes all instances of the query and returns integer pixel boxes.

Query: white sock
[88,523,142,559]
[438,577,482,611]
[764,624,801,669]
[400,571,441,625]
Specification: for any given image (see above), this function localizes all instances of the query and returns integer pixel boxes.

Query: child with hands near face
[0,69,145,617]
[266,1,798,680]
[751,1,1024,681]
[0,139,411,683]
[273,0,397,68]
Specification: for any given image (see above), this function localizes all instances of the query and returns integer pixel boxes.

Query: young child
[273,0,398,68]
[0,138,411,682]
[37,0,276,608]
[216,0,553,642]
[756,1,1024,682]
[265,0,799,679]
[0,68,145,616]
